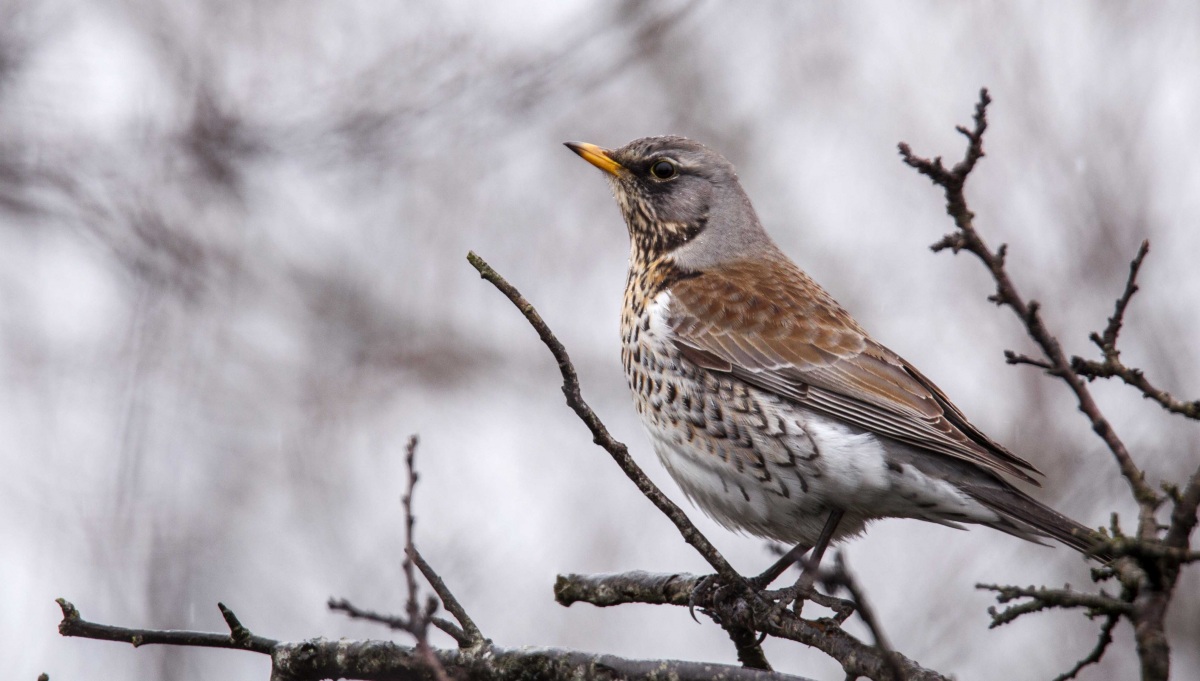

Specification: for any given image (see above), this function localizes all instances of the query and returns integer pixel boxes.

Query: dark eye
[650,159,677,180]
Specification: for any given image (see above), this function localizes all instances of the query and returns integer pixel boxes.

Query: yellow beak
[565,141,623,176]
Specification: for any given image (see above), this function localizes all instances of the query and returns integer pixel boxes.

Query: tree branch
[467,251,742,586]
[57,599,277,654]
[555,571,949,681]
[1069,241,1200,420]
[1051,613,1121,681]
[975,584,1132,628]
[898,89,1200,681]
[59,598,816,681]
[327,598,470,648]
[411,546,488,649]
[899,88,1161,521]
[819,554,905,681]
[398,436,453,681]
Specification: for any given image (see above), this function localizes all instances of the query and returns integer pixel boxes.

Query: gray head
[565,136,779,270]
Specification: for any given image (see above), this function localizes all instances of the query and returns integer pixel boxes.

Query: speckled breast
[618,261,843,545]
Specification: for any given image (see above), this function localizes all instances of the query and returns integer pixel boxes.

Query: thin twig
[327,598,470,647]
[1051,613,1120,681]
[56,599,277,654]
[328,436,456,680]
[401,435,422,632]
[1099,240,1149,352]
[821,553,905,681]
[1003,350,1056,372]
[411,546,487,648]
[467,251,742,586]
[399,436,452,681]
[1072,354,1200,419]
[1069,241,1200,420]
[976,584,1132,628]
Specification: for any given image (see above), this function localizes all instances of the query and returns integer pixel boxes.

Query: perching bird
[566,136,1106,575]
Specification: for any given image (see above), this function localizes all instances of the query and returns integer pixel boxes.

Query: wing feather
[668,258,1041,484]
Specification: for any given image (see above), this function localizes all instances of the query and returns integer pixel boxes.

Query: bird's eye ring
[650,159,677,180]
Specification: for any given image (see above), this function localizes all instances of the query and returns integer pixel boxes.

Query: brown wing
[668,256,1041,484]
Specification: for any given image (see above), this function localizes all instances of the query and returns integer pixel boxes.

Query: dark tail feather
[964,484,1113,562]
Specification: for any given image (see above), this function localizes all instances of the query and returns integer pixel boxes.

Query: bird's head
[566,136,777,269]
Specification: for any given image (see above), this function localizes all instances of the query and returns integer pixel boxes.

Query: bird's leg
[750,542,813,589]
[791,508,843,615]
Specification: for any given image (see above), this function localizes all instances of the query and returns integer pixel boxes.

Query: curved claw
[688,574,719,623]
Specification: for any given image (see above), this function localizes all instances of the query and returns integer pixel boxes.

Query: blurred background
[4,1,1199,679]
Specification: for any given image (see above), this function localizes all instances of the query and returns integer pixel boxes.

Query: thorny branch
[898,87,1198,681]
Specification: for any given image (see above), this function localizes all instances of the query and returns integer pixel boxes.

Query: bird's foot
[687,573,760,623]
[767,584,855,623]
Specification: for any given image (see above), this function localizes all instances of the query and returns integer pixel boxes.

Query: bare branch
[556,571,949,681]
[1069,241,1200,420]
[899,91,1200,681]
[714,618,772,671]
[556,570,703,607]
[61,597,812,681]
[401,436,422,631]
[270,639,816,681]
[1099,240,1149,351]
[398,436,452,681]
[1003,350,1056,372]
[1165,465,1200,551]
[820,554,905,681]
[411,546,488,648]
[56,599,276,654]
[897,88,1161,526]
[327,598,470,648]
[467,251,742,585]
[1051,614,1120,681]
[975,584,1132,628]
[329,436,473,678]
[1072,354,1200,419]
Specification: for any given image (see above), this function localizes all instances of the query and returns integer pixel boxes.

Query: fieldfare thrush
[566,136,1107,579]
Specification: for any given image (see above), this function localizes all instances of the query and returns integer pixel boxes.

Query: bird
[565,135,1108,581]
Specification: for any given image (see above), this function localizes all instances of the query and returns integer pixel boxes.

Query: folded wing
[668,257,1041,485]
